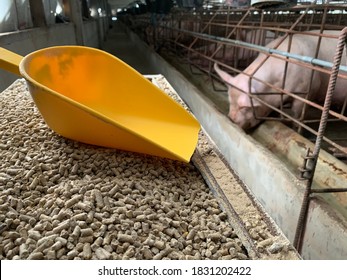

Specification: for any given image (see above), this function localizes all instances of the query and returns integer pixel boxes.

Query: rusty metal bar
[187,6,223,49]
[164,27,347,73]
[311,188,347,193]
[298,6,328,133]
[293,27,347,253]
[171,29,347,83]
[209,10,253,59]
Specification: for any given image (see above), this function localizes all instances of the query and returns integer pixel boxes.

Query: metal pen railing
[121,3,347,256]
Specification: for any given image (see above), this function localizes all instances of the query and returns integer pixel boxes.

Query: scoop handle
[0,47,23,76]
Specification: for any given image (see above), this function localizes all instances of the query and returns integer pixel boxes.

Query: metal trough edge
[191,133,301,259]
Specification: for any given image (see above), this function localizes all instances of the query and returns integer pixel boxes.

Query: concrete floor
[101,21,158,74]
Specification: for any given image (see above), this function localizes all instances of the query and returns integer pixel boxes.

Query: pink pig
[214,30,347,130]
[191,30,275,67]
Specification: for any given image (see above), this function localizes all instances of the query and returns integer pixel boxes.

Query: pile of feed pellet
[0,78,252,260]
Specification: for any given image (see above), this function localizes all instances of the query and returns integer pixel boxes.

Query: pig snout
[228,107,261,130]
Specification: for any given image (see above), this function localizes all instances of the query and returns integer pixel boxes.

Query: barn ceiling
[106,0,227,13]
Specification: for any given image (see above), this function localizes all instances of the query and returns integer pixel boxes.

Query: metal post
[29,0,47,27]
[66,0,85,45]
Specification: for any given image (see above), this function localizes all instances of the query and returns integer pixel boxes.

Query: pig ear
[238,94,261,108]
[214,63,235,85]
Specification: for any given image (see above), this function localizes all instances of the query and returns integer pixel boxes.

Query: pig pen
[117,3,347,259]
[0,77,299,260]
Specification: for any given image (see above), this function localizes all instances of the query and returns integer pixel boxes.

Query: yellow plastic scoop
[0,46,200,162]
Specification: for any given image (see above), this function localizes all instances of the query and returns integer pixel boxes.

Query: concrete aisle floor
[101,21,158,75]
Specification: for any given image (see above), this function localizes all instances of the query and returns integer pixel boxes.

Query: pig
[235,29,276,63]
[214,30,347,130]
[189,29,275,68]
